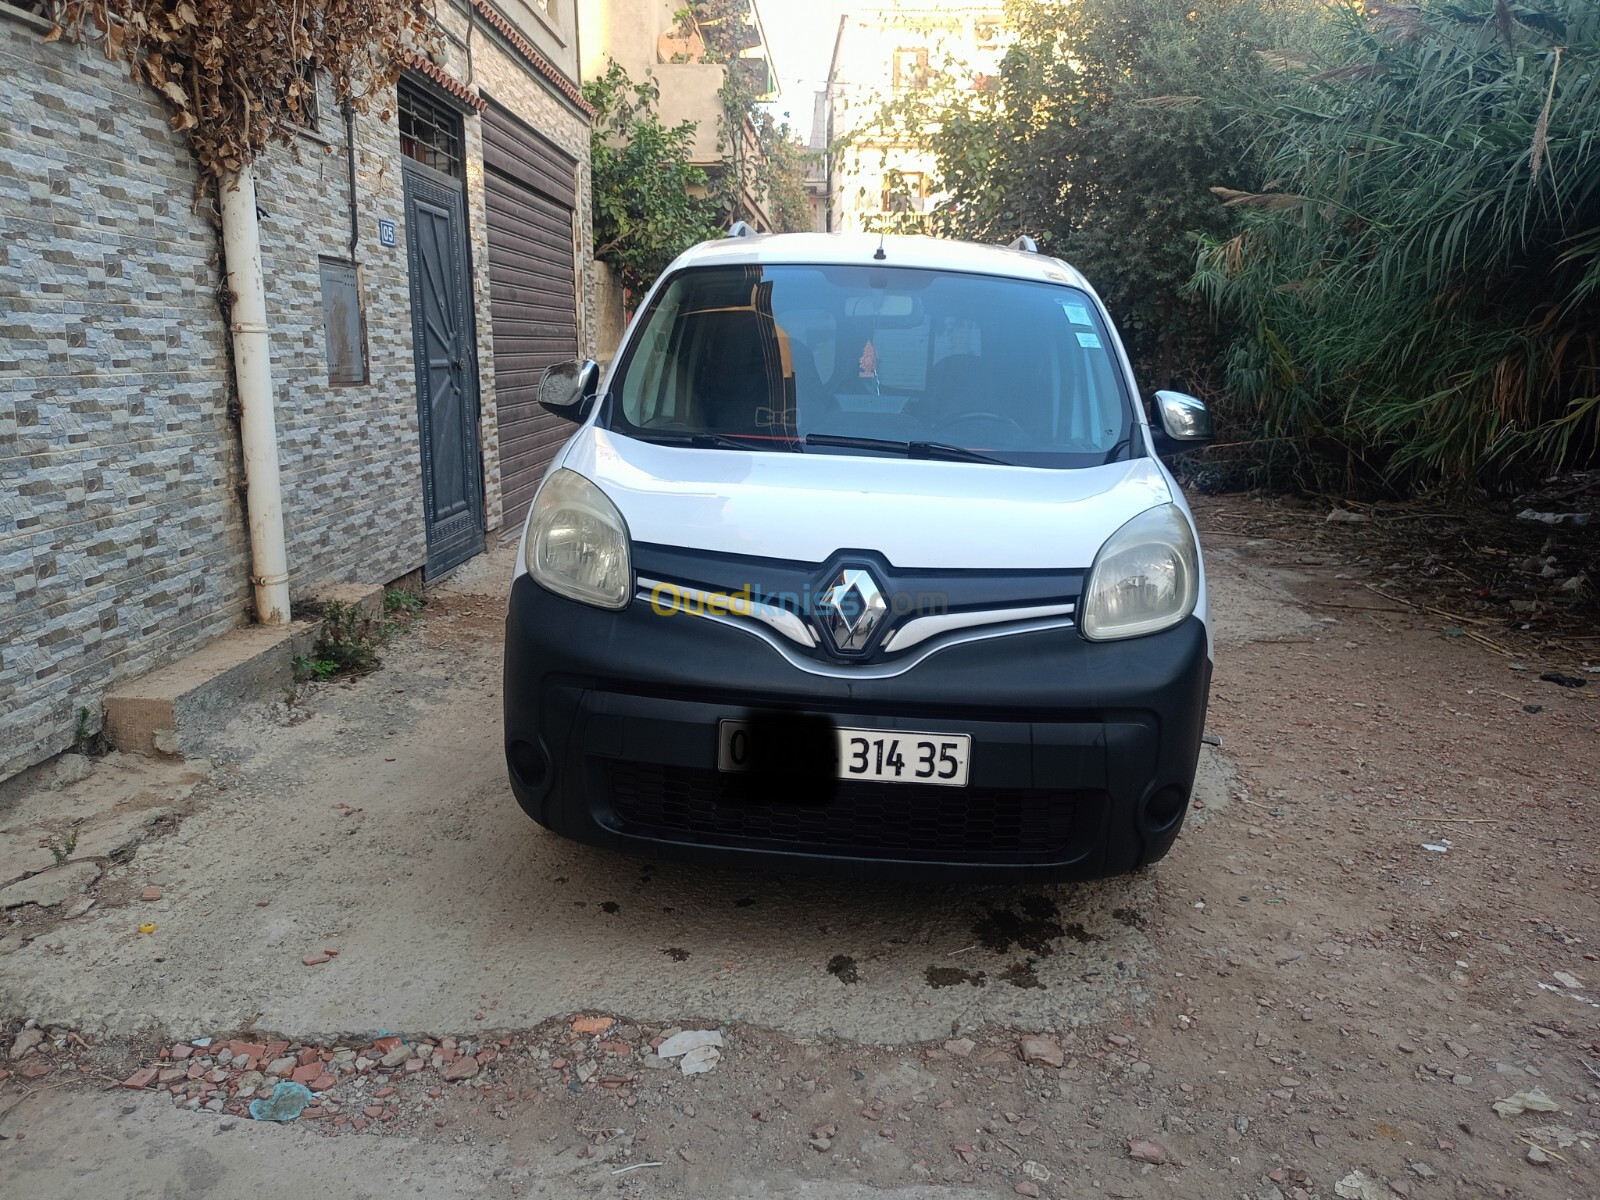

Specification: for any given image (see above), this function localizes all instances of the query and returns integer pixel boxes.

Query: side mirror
[1151,390,1213,449]
[539,359,601,423]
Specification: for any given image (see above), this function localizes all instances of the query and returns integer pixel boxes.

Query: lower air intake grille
[602,761,1098,863]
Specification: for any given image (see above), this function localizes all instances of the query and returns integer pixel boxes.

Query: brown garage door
[483,101,580,531]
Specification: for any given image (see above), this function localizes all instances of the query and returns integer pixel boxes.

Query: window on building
[892,48,930,91]
[319,258,368,387]
[506,0,557,33]
[294,60,321,131]
[882,172,926,214]
[398,79,465,179]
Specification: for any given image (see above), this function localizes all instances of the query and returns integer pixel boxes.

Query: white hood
[558,429,1174,570]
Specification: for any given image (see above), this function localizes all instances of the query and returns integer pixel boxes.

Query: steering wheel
[934,411,1030,440]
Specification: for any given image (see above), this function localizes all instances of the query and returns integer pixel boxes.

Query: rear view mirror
[1153,391,1213,442]
[540,359,601,423]
[844,293,923,326]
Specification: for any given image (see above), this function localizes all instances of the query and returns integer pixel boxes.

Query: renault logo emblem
[816,567,888,654]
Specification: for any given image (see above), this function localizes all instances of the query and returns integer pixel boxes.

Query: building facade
[577,0,776,229]
[0,0,594,780]
[821,3,1005,236]
[803,88,831,234]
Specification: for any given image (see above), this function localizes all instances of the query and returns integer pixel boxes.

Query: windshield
[605,264,1135,469]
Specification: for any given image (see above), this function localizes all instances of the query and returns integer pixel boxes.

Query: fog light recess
[1142,785,1186,835]
[508,740,548,790]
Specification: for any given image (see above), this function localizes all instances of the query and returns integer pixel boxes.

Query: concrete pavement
[0,546,1308,1047]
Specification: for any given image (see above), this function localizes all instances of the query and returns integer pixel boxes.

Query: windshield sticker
[1076,331,1103,349]
[1064,303,1093,326]
[867,327,930,390]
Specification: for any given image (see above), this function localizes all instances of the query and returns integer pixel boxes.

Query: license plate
[717,720,971,787]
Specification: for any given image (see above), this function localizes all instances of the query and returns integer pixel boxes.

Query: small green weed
[384,589,425,615]
[312,599,379,676]
[295,591,423,686]
[293,654,342,682]
[70,704,106,756]
[49,828,79,867]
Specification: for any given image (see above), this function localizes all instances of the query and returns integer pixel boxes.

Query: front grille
[630,543,1085,667]
[601,760,1099,862]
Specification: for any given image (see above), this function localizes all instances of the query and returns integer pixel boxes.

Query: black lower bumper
[502,573,1211,882]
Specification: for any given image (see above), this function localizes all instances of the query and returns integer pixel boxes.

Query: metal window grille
[398,80,464,179]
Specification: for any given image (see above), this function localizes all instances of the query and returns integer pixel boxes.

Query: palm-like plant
[1196,0,1600,488]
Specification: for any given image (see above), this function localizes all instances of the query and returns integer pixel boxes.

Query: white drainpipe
[218,168,292,625]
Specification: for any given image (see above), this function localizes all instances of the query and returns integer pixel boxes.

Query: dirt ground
[1,495,1596,1200]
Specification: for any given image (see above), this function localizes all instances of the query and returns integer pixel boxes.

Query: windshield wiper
[1100,435,1136,465]
[629,431,790,452]
[804,433,1010,466]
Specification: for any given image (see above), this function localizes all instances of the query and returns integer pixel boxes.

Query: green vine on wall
[584,61,723,298]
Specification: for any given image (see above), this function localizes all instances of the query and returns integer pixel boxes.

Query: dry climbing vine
[41,0,440,189]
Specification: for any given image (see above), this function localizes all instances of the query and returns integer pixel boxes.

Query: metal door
[403,161,484,579]
[483,102,580,529]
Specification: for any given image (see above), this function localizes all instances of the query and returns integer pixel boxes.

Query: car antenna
[873,230,887,261]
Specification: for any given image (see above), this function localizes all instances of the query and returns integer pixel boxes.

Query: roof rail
[1008,234,1039,254]
[727,221,758,239]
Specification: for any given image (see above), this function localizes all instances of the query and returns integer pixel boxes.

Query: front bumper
[502,573,1211,882]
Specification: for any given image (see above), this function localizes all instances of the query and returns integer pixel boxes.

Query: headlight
[525,469,632,610]
[1081,504,1199,641]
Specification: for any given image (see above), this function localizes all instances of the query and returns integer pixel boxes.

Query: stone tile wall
[249,98,432,583]
[1,5,593,779]
[1,25,251,780]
